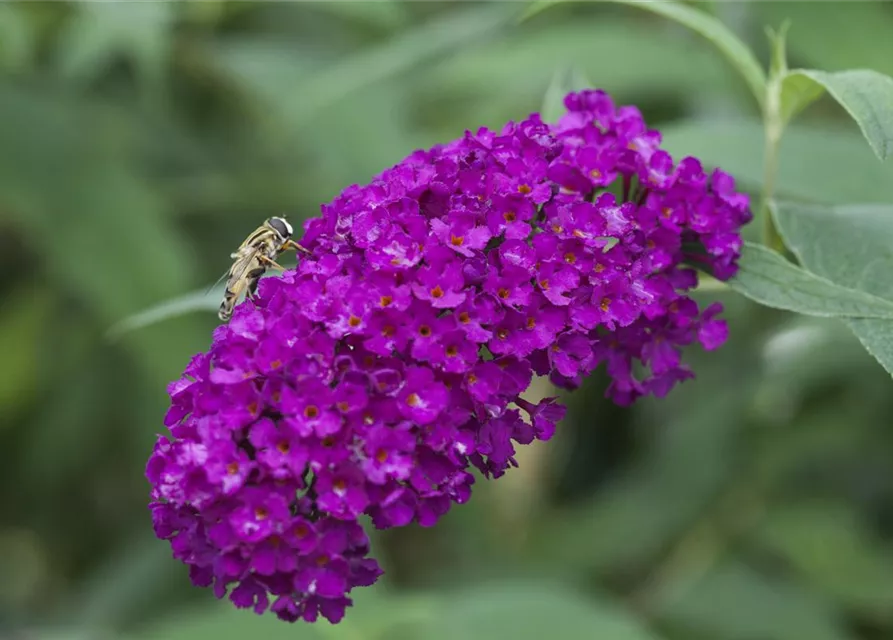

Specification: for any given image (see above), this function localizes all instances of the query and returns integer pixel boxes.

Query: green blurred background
[3,2,893,639]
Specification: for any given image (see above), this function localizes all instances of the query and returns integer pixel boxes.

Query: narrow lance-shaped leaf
[288,3,515,123]
[521,0,766,108]
[654,561,853,640]
[105,285,223,341]
[726,242,893,319]
[105,269,294,339]
[541,66,593,123]
[756,504,893,617]
[416,583,664,640]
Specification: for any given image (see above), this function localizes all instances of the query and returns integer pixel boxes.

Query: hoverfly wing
[205,269,230,296]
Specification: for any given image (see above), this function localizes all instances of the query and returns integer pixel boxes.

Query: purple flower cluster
[147,90,751,623]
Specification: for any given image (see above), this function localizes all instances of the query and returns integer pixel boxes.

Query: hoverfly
[218,216,307,322]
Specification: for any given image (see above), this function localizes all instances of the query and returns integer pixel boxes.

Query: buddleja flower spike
[147,90,750,624]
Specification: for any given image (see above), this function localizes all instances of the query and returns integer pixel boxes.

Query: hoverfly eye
[268,217,293,239]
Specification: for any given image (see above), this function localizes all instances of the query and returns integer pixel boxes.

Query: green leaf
[132,602,326,640]
[541,67,592,123]
[73,533,183,629]
[772,201,893,375]
[765,22,819,128]
[653,560,853,640]
[130,588,433,640]
[542,69,571,125]
[757,504,893,618]
[106,285,223,340]
[522,0,766,108]
[208,38,323,115]
[778,71,826,127]
[425,19,737,135]
[660,120,893,204]
[752,396,877,489]
[306,0,409,30]
[753,317,873,424]
[106,267,300,339]
[19,348,109,492]
[218,3,517,129]
[532,380,750,575]
[419,583,662,640]
[305,81,421,193]
[784,69,893,160]
[727,242,893,319]
[771,202,893,299]
[55,2,173,89]
[0,87,194,324]
[0,86,210,388]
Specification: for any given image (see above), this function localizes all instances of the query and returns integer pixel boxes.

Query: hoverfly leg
[285,240,311,255]
[258,255,287,271]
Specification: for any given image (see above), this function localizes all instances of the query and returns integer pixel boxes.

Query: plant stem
[761,118,785,253]
[760,24,790,254]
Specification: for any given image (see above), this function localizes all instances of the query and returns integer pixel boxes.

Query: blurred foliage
[3,2,893,640]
